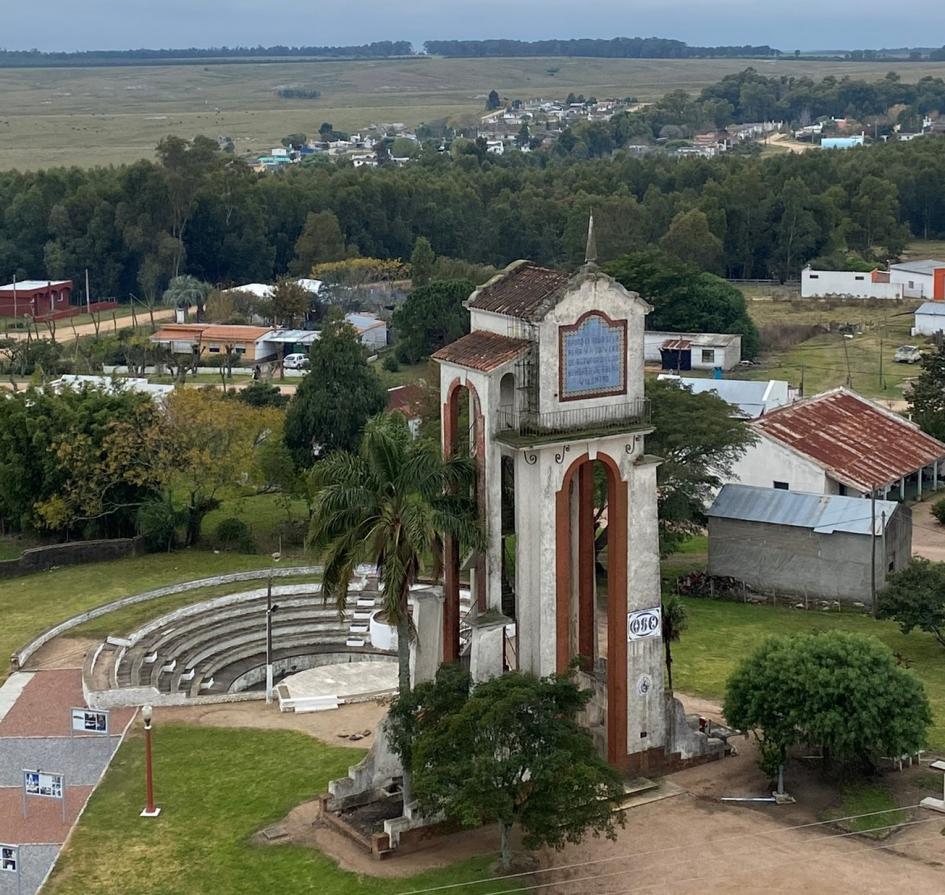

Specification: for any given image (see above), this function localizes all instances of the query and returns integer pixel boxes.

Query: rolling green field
[5,56,945,169]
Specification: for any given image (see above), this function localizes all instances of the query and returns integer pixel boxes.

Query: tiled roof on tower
[431,331,530,372]
[467,261,570,321]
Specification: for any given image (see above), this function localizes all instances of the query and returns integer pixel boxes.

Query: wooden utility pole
[842,335,853,387]
[85,268,91,314]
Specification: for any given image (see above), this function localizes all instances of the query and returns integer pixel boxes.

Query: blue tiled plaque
[559,313,626,400]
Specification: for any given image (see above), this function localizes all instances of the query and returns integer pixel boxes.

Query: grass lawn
[45,726,502,895]
[202,491,310,552]
[0,539,24,561]
[672,596,945,750]
[825,783,909,838]
[376,359,436,390]
[741,304,925,401]
[0,550,280,682]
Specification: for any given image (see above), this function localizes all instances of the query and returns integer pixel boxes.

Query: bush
[137,499,182,552]
[932,498,945,526]
[214,517,256,553]
[382,354,400,373]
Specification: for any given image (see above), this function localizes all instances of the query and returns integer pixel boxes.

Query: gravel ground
[0,845,60,895]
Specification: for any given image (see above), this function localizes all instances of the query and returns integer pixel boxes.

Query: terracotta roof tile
[752,389,945,492]
[467,262,570,320]
[431,331,530,372]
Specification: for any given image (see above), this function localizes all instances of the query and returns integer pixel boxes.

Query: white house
[222,279,323,299]
[643,331,742,371]
[889,259,945,299]
[730,388,945,501]
[801,267,904,299]
[913,302,945,336]
[49,374,174,401]
[656,375,791,418]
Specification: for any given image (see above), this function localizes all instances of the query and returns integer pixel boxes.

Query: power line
[443,819,940,895]
[397,804,929,895]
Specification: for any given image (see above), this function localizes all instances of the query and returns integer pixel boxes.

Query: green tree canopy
[393,279,472,363]
[724,631,931,773]
[645,377,757,553]
[879,557,945,649]
[409,236,436,286]
[659,209,724,274]
[284,317,387,465]
[908,343,945,441]
[270,277,311,327]
[606,250,759,357]
[411,668,625,869]
[290,210,346,275]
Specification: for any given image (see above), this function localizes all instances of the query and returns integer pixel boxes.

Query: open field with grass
[45,725,504,895]
[0,550,279,682]
[5,56,945,169]
[673,596,945,751]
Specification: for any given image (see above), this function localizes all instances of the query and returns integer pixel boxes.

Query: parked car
[283,353,309,370]
[894,345,922,364]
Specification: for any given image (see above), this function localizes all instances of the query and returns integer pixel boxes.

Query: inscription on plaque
[559,313,626,400]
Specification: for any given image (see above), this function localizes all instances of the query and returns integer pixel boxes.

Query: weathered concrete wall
[707,514,908,605]
[730,433,828,494]
[0,537,142,581]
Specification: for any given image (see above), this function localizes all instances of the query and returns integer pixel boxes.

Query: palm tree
[307,413,481,803]
[163,275,211,322]
[661,594,688,692]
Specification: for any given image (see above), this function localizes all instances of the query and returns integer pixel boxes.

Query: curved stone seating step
[193,642,390,697]
[117,596,359,687]
[140,609,357,689]
[147,617,357,690]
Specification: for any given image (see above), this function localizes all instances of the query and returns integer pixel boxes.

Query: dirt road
[2,306,177,342]
[911,498,945,561]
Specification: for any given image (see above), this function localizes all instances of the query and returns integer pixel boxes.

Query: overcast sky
[2,2,940,53]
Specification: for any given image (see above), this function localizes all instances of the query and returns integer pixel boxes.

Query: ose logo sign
[627,607,662,641]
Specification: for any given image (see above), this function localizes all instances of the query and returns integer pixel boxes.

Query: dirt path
[157,699,388,744]
[3,306,177,342]
[768,132,817,153]
[912,498,945,561]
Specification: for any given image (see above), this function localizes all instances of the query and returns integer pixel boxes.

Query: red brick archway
[442,377,485,663]
[555,451,628,766]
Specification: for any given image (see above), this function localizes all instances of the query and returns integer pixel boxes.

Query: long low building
[657,375,791,418]
[708,484,910,607]
[0,279,72,317]
[801,267,904,300]
[889,259,945,300]
[730,387,945,501]
[643,331,742,371]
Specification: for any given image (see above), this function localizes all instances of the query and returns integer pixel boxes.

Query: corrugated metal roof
[891,259,945,276]
[657,375,790,418]
[916,302,945,316]
[660,339,691,350]
[467,261,570,321]
[752,388,945,491]
[432,331,530,372]
[709,484,899,535]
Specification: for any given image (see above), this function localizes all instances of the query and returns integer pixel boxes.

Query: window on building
[701,349,714,363]
[855,275,865,281]
[809,274,819,279]
[909,280,915,289]
[773,481,789,490]
[837,484,848,496]
[207,347,220,353]
[235,346,246,354]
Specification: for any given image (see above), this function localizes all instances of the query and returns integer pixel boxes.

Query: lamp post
[140,704,160,817]
[265,548,282,704]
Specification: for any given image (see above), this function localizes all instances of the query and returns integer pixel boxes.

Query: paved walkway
[0,670,133,895]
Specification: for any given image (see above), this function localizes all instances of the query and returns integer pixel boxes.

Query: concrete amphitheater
[15,567,474,713]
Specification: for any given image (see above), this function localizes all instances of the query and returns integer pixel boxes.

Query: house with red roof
[730,388,945,501]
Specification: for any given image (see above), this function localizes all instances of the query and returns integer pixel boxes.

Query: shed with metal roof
[707,484,911,607]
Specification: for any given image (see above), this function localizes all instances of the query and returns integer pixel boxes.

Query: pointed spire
[584,211,598,265]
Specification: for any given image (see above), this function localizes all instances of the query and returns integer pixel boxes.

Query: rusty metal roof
[467,261,570,321]
[431,331,530,372]
[660,338,692,350]
[751,388,945,491]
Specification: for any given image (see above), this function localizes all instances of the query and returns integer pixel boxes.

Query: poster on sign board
[24,770,63,799]
[71,708,109,735]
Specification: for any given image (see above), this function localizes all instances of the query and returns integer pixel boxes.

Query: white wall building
[642,331,742,371]
[730,388,945,501]
[913,302,945,335]
[801,267,904,299]
[889,259,945,299]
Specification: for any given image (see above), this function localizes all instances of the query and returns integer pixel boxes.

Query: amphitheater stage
[278,661,398,712]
